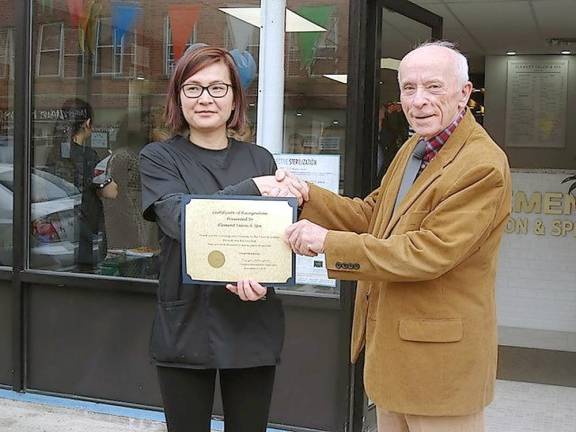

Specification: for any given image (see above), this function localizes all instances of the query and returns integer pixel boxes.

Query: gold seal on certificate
[207,250,226,268]
[181,196,297,286]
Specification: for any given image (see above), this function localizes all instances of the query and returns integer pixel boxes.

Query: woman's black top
[139,136,285,369]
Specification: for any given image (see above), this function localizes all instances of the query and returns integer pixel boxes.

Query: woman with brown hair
[139,45,306,432]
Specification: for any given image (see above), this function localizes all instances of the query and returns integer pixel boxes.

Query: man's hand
[253,170,309,205]
[285,219,328,257]
[226,279,268,301]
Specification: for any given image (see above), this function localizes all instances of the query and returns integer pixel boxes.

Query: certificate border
[180,195,297,287]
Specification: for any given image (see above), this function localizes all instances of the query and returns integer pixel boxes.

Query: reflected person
[49,98,112,272]
[376,103,409,180]
[273,42,512,432]
[139,45,307,432]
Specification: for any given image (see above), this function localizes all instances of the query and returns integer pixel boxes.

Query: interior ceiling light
[323,74,347,84]
[561,50,571,55]
[506,51,517,56]
[380,58,401,70]
[219,8,327,32]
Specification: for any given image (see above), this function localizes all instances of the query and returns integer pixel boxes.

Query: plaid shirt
[418,109,466,174]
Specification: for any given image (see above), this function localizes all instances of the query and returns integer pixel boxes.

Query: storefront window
[29,0,260,278]
[28,0,348,295]
[0,1,15,268]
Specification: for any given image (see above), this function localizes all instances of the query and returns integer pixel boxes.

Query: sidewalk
[0,397,165,432]
[2,380,576,432]
[0,389,167,432]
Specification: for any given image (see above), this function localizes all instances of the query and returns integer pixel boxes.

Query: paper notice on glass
[505,59,568,148]
[274,154,340,287]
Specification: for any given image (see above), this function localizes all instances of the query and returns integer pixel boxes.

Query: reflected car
[93,154,111,185]
[0,163,81,269]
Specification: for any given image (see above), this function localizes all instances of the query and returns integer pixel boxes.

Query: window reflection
[279,1,348,297]
[27,0,347,288]
[99,111,165,278]
[37,23,63,77]
[29,0,263,278]
[376,102,408,180]
[0,27,14,80]
[0,1,14,267]
[32,95,162,277]
[40,98,104,272]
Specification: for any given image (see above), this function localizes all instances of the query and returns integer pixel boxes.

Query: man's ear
[459,81,473,110]
[85,118,92,129]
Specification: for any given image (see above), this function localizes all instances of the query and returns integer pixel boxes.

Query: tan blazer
[300,111,511,416]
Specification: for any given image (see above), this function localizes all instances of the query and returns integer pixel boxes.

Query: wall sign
[505,59,568,148]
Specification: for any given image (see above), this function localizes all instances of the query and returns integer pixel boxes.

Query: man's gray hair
[407,40,470,86]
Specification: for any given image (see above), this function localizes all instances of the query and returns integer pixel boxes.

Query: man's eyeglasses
[181,83,232,99]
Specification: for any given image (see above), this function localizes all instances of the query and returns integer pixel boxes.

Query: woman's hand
[226,279,268,301]
[273,169,309,204]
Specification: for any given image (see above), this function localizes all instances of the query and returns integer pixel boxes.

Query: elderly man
[283,41,512,431]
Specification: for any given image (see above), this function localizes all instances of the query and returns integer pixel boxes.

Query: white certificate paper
[182,196,296,286]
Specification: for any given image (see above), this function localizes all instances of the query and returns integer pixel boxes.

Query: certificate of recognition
[181,196,297,286]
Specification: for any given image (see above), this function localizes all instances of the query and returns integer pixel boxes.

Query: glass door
[348,1,442,430]
[372,0,442,188]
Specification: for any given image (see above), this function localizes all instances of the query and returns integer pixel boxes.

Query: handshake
[253,169,309,207]
[252,169,328,258]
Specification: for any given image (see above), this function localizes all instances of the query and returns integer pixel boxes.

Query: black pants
[157,365,276,432]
